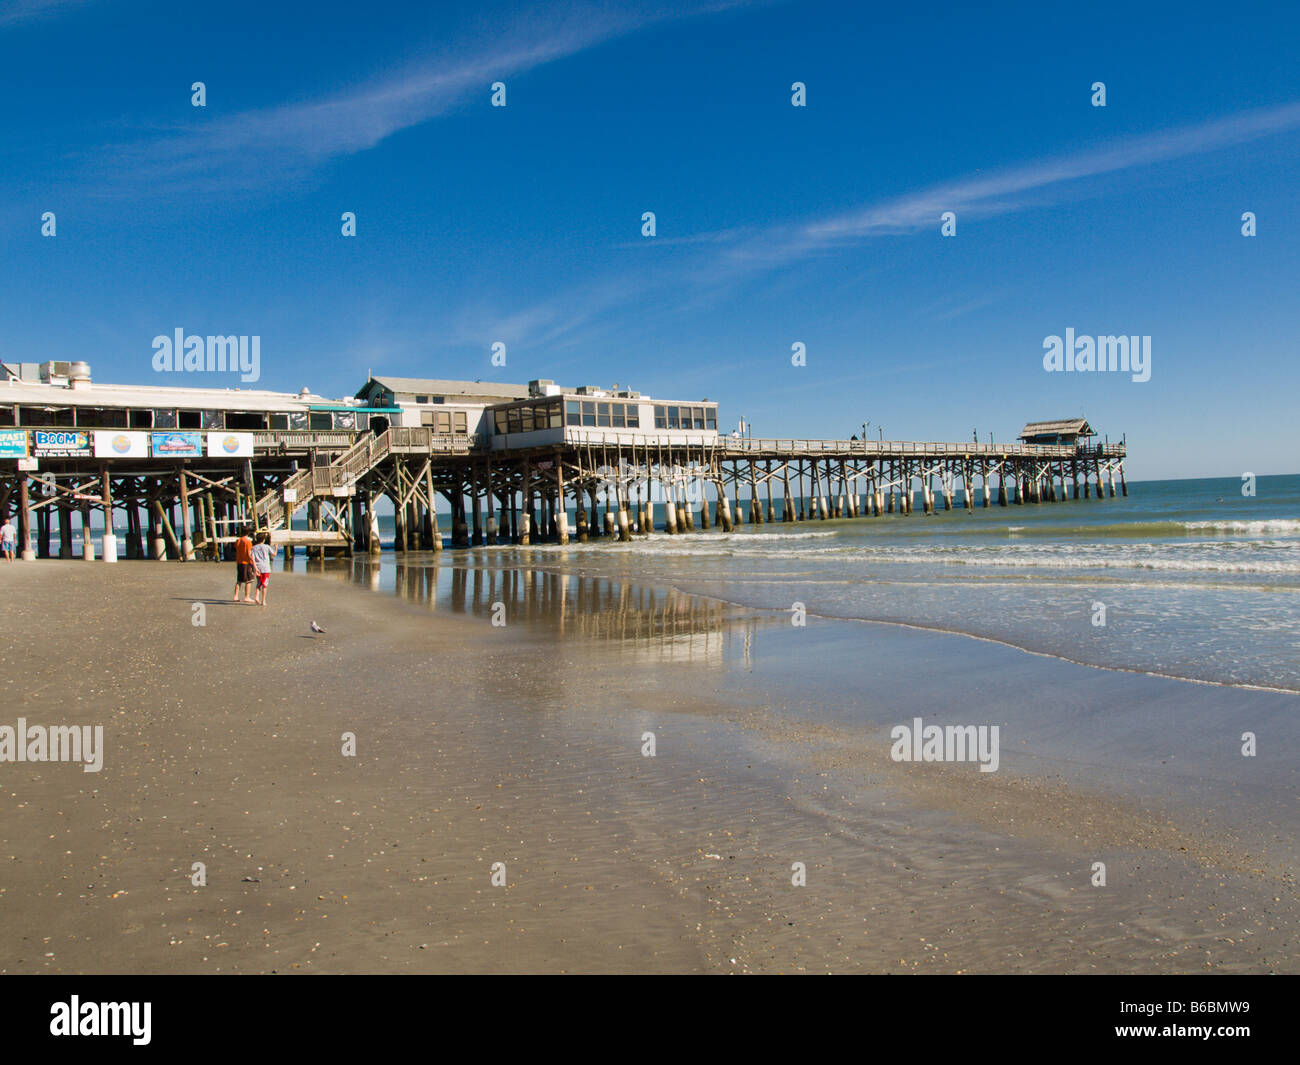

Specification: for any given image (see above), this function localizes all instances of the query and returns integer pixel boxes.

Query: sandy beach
[1,559,1296,973]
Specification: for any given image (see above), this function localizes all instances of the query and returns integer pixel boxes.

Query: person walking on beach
[1,516,16,561]
[251,530,277,607]
[233,526,257,603]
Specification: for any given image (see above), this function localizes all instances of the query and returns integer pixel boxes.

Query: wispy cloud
[453,100,1300,355]
[91,0,758,195]
[715,100,1300,270]
[0,0,96,27]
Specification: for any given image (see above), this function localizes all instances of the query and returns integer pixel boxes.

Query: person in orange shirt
[233,526,257,603]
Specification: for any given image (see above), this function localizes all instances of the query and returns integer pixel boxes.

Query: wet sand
[1,559,1296,973]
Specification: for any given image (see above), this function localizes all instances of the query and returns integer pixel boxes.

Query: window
[416,395,429,404]
[309,412,332,430]
[0,407,14,427]
[268,413,289,430]
[454,411,467,434]
[75,408,128,428]
[178,410,202,429]
[520,407,534,432]
[548,404,563,429]
[565,401,580,426]
[654,405,666,429]
[421,411,437,426]
[436,411,452,434]
[705,409,717,430]
[129,409,153,428]
[612,405,625,428]
[597,402,611,427]
[495,410,509,434]
[693,407,705,430]
[626,406,639,428]
[225,411,265,430]
[666,406,679,429]
[582,401,596,427]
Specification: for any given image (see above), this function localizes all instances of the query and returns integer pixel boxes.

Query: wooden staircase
[251,426,463,551]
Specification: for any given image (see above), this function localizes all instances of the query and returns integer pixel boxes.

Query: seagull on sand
[310,621,326,634]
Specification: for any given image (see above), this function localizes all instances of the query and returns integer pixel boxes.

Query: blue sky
[2,0,1297,479]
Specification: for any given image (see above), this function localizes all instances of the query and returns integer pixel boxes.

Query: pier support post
[100,467,117,563]
[179,469,194,560]
[616,488,631,542]
[1119,465,1128,497]
[58,498,73,559]
[557,467,570,545]
[36,493,50,558]
[715,480,733,532]
[393,494,406,551]
[18,473,34,561]
[81,499,94,561]
[472,476,484,546]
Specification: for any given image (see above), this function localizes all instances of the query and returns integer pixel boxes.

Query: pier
[0,363,1127,560]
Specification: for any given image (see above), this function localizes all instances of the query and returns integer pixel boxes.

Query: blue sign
[0,429,27,458]
[150,431,204,457]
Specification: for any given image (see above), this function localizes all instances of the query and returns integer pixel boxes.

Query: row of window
[489,399,720,433]
[653,404,716,430]
[421,410,469,434]
[565,400,640,428]
[494,402,563,434]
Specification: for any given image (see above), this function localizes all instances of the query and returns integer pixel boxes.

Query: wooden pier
[0,428,1128,562]
[0,365,1127,561]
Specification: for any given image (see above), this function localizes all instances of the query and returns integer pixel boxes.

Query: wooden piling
[178,468,194,560]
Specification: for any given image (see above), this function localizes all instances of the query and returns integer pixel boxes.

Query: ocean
[348,474,1300,694]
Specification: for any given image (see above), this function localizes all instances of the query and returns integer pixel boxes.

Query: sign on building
[0,429,28,458]
[150,431,204,457]
[33,429,92,457]
[93,430,150,458]
[206,432,254,458]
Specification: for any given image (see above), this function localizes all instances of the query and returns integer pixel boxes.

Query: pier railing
[723,439,1101,459]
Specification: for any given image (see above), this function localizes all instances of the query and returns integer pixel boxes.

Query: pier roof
[1,375,334,412]
[1019,418,1094,441]
[357,377,533,403]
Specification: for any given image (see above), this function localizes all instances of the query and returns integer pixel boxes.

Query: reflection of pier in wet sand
[295,552,752,666]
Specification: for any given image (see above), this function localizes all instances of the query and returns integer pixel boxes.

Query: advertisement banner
[0,429,28,458]
[150,431,204,457]
[93,430,149,459]
[206,431,254,458]
[33,429,92,457]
